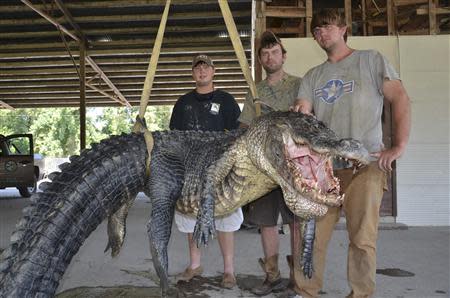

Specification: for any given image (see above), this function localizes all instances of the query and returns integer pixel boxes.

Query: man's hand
[290,98,313,114]
[371,145,406,172]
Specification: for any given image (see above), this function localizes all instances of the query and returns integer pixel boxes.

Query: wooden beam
[394,0,427,6]
[80,41,86,150]
[54,0,86,42]
[19,0,79,41]
[387,0,396,35]
[268,27,304,34]
[0,100,14,109]
[254,0,266,84]
[416,6,450,15]
[428,0,438,34]
[362,0,368,35]
[265,6,306,18]
[306,0,313,37]
[345,0,353,36]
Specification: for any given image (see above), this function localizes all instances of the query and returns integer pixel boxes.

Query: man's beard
[264,64,282,74]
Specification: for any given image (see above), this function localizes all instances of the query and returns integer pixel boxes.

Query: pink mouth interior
[285,142,339,195]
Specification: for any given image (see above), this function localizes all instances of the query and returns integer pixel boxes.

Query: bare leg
[187,233,201,269]
[218,231,235,274]
[261,225,279,258]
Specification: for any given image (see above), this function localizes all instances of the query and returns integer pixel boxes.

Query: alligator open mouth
[283,134,342,207]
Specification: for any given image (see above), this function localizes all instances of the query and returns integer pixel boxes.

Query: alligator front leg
[300,218,316,278]
[193,191,216,248]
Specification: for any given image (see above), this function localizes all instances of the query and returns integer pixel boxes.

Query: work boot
[251,254,287,296]
[176,266,203,282]
[221,272,237,289]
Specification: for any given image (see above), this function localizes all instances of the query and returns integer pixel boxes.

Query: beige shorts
[175,208,243,233]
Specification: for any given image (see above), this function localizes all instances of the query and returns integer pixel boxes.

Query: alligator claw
[302,258,314,279]
[193,220,216,248]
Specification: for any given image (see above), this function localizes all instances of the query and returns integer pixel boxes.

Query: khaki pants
[294,162,387,298]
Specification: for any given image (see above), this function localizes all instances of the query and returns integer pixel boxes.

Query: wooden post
[306,0,312,37]
[429,0,437,34]
[362,0,367,36]
[79,41,86,151]
[254,0,266,84]
[387,0,395,35]
[345,0,352,36]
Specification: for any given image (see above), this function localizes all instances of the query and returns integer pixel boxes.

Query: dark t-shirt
[169,89,241,131]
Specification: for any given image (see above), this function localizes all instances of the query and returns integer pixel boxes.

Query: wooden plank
[429,0,438,34]
[306,0,313,37]
[268,27,303,34]
[0,100,14,109]
[416,6,450,15]
[254,0,265,84]
[345,0,352,36]
[387,0,396,35]
[80,41,86,150]
[362,0,368,36]
[265,6,306,18]
[394,0,427,6]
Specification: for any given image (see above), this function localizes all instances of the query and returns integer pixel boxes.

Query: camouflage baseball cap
[192,54,214,68]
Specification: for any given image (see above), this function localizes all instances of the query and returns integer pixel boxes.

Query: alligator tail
[0,133,147,298]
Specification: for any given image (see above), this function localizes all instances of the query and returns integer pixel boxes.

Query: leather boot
[251,254,286,296]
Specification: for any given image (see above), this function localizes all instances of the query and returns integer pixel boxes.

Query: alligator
[0,111,370,297]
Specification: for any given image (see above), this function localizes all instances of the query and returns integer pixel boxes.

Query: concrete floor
[0,188,449,298]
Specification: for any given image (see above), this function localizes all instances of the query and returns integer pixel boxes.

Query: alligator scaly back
[0,133,147,297]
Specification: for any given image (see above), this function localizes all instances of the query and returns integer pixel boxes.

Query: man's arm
[371,79,411,172]
[290,98,313,114]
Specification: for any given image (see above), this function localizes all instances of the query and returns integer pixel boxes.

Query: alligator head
[245,111,370,218]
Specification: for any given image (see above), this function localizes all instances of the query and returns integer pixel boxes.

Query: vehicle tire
[18,174,37,198]
[18,186,31,198]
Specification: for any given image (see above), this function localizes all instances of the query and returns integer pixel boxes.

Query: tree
[0,105,173,157]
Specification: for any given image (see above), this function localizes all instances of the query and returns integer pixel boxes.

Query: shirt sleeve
[297,69,314,104]
[371,50,400,94]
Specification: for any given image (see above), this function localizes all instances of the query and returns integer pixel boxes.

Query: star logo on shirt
[314,79,354,104]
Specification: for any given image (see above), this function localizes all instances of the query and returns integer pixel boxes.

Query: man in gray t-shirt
[291,9,411,298]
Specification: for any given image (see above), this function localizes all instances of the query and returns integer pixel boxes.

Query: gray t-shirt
[297,49,399,155]
[239,72,301,125]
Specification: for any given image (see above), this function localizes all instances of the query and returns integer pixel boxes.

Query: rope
[133,0,171,175]
[218,0,261,116]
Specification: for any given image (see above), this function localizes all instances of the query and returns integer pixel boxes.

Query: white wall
[282,35,450,226]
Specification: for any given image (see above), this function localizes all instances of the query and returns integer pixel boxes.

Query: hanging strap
[133,0,171,175]
[218,0,261,117]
